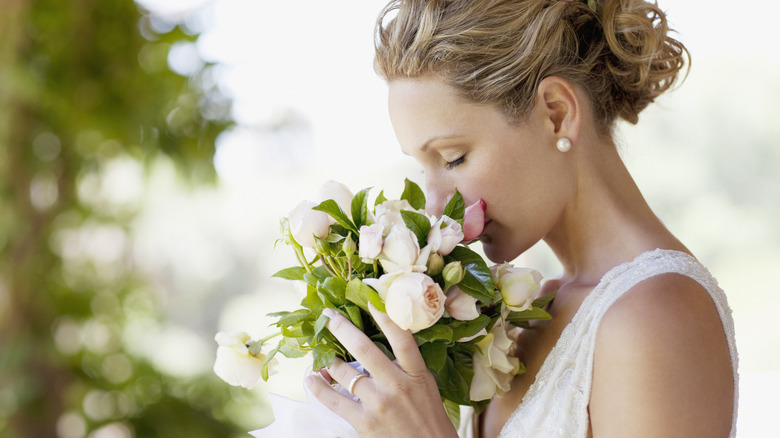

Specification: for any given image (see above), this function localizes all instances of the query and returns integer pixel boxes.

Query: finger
[317,368,333,383]
[327,357,372,399]
[368,303,428,375]
[328,358,373,398]
[305,373,366,426]
[322,308,395,380]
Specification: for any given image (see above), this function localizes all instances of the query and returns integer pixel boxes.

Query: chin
[481,241,518,264]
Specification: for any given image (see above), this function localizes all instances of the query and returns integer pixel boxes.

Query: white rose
[469,322,521,401]
[358,224,384,259]
[427,215,464,256]
[491,263,543,312]
[318,180,354,219]
[445,285,480,321]
[374,199,415,234]
[288,200,331,249]
[383,272,445,333]
[213,331,266,389]
[377,225,420,273]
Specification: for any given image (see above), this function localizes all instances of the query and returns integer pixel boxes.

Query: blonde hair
[374,0,689,132]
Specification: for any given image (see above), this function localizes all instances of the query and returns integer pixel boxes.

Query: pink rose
[463,199,486,241]
[383,272,446,333]
[428,215,464,256]
[445,286,480,321]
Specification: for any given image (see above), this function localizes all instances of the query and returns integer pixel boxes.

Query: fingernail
[322,308,336,319]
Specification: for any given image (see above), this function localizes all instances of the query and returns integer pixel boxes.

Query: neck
[543,138,687,287]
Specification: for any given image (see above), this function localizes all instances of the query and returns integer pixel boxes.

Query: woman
[306,0,739,436]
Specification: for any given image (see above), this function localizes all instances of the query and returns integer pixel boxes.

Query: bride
[305,0,739,437]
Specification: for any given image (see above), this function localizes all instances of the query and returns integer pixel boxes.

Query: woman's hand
[305,305,459,438]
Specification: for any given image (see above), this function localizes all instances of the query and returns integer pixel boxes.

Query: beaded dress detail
[495,249,739,438]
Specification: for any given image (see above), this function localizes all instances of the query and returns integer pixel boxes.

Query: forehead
[388,77,495,151]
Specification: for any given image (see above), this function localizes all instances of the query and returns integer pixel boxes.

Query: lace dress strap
[497,249,738,438]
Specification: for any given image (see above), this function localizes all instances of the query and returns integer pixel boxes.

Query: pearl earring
[556,137,572,152]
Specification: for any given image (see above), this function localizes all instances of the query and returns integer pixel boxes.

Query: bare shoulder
[589,273,734,437]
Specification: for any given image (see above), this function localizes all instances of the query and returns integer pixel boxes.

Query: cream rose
[444,285,480,321]
[318,180,354,219]
[469,322,521,401]
[374,199,415,234]
[382,272,446,333]
[213,331,267,389]
[492,263,543,312]
[288,200,331,249]
[377,225,421,272]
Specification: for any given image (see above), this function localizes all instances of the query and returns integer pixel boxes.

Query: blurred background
[0,0,777,437]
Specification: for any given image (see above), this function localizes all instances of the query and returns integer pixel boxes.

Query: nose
[424,176,451,218]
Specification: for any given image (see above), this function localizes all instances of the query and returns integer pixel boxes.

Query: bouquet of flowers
[214,179,554,434]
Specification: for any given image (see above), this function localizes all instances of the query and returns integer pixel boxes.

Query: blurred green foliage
[0,1,248,437]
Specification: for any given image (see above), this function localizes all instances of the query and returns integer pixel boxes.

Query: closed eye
[445,155,465,170]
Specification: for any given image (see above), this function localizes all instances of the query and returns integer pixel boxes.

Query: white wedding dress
[462,249,739,438]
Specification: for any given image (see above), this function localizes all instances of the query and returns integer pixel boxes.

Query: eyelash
[445,155,465,170]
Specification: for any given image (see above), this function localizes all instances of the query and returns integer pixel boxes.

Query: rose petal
[463,199,486,241]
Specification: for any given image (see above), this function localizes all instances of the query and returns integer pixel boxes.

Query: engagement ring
[347,373,368,397]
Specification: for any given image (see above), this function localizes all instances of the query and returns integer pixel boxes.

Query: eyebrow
[419,134,465,152]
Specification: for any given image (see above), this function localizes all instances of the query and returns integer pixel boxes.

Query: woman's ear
[536,76,582,145]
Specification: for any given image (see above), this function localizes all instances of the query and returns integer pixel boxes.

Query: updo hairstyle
[374,0,689,133]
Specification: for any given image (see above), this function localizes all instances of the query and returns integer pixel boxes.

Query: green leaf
[351,187,371,229]
[312,343,339,370]
[374,190,387,207]
[313,312,330,341]
[506,306,553,325]
[261,344,281,381]
[414,324,453,345]
[305,284,324,314]
[278,337,309,358]
[450,314,491,341]
[401,178,426,210]
[313,199,357,233]
[532,291,556,309]
[442,189,465,223]
[420,341,447,373]
[344,304,364,331]
[345,278,386,313]
[446,246,496,304]
[272,309,312,327]
[271,266,307,281]
[319,276,347,306]
[373,341,395,361]
[400,210,432,248]
[443,399,461,431]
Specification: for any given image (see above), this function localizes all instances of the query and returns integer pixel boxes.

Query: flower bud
[288,200,331,249]
[442,261,465,285]
[318,180,354,219]
[463,199,486,242]
[427,253,444,276]
[314,236,330,255]
[445,286,480,321]
[342,235,357,256]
